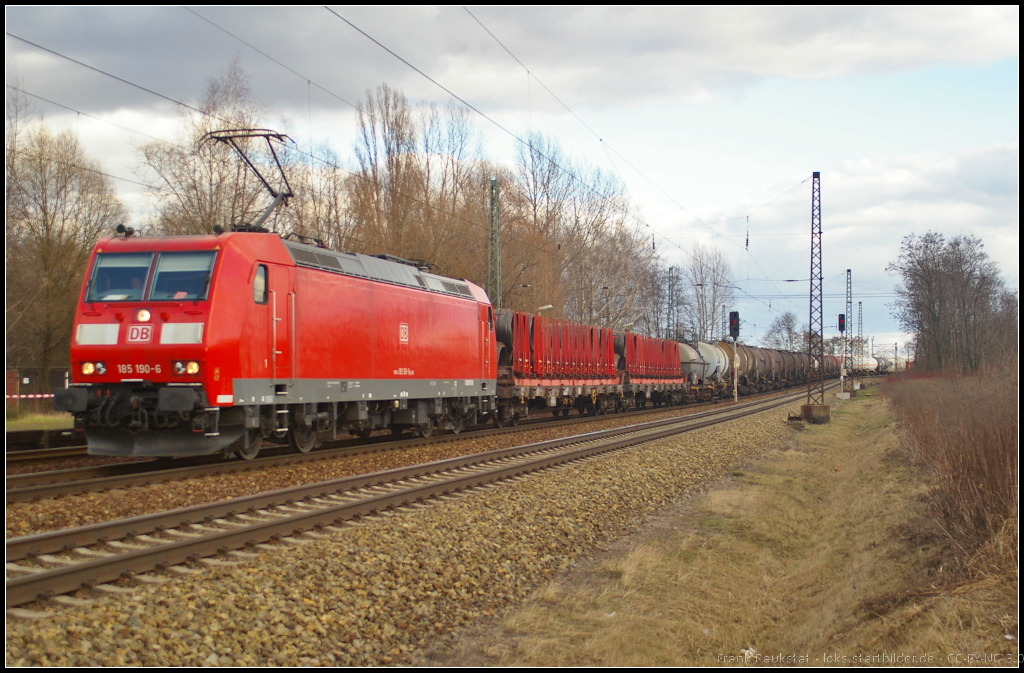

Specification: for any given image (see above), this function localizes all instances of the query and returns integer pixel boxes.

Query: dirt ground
[429,390,1019,666]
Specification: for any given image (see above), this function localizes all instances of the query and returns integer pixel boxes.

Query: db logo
[399,323,409,344]
[127,324,153,343]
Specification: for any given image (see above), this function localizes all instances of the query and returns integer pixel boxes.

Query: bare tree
[139,60,269,235]
[680,242,735,342]
[762,311,800,350]
[560,167,650,328]
[888,232,1013,371]
[284,144,357,251]
[347,84,422,257]
[5,118,127,372]
[507,131,661,328]
[5,83,34,329]
[299,86,669,331]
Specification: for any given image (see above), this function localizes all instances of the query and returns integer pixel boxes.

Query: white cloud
[7,7,1018,115]
[447,6,1020,106]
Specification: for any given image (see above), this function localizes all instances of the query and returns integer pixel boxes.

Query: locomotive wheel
[449,415,464,435]
[493,414,505,429]
[236,430,262,461]
[289,422,317,453]
[561,408,570,417]
[417,419,434,438]
[552,409,561,418]
[509,415,520,427]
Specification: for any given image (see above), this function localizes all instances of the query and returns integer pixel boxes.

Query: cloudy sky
[6,6,1019,353]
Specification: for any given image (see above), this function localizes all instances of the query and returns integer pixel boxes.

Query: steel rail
[5,388,818,607]
[7,389,805,560]
[5,446,89,463]
[6,388,800,501]
[5,429,83,451]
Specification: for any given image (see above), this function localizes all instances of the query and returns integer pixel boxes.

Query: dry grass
[438,390,1019,666]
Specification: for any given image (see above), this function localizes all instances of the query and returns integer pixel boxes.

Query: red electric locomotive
[54,230,497,459]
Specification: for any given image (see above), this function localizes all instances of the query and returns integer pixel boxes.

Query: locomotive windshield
[86,250,217,302]
[149,251,217,301]
[86,253,153,301]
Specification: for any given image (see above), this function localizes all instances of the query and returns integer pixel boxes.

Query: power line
[330,6,800,323]
[182,9,657,266]
[459,11,811,246]
[461,7,716,231]
[6,84,187,150]
[455,8,812,316]
[462,7,528,73]
[322,6,670,253]
[5,32,232,125]
[5,37,571,262]
[182,7,361,115]
[8,18,827,321]
[9,148,173,194]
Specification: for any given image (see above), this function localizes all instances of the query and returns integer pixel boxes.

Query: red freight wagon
[497,308,690,418]
[496,310,618,384]
[55,231,497,459]
[617,332,682,382]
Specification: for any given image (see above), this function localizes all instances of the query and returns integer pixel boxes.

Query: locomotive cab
[54,233,268,456]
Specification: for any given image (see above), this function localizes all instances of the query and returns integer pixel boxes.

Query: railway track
[6,388,799,501]
[5,429,83,452]
[6,387,822,608]
[6,445,89,464]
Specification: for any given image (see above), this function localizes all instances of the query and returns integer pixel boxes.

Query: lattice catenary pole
[858,301,863,363]
[807,172,825,406]
[844,268,854,392]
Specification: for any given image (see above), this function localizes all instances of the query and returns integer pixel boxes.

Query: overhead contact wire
[3,42,560,261]
[323,6,666,249]
[456,9,810,315]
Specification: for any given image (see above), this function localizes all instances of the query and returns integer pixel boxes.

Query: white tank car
[694,341,730,382]
[853,357,880,373]
[678,342,703,384]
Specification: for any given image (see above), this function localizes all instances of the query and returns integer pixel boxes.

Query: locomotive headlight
[173,361,186,375]
[185,361,200,375]
[81,362,96,375]
[136,309,151,322]
[95,362,107,375]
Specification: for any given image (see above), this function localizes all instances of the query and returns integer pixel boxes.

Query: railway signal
[729,311,740,339]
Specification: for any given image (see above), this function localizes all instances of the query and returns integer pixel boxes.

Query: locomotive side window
[86,253,154,301]
[253,265,267,304]
[149,251,217,301]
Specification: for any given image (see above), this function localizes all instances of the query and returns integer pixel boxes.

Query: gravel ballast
[6,404,798,666]
[5,403,756,539]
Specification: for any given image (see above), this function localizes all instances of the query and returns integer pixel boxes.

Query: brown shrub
[882,368,1018,568]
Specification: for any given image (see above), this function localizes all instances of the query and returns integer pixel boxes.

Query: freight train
[54,230,836,460]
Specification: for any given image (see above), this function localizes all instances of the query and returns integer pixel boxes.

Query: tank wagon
[849,356,894,375]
